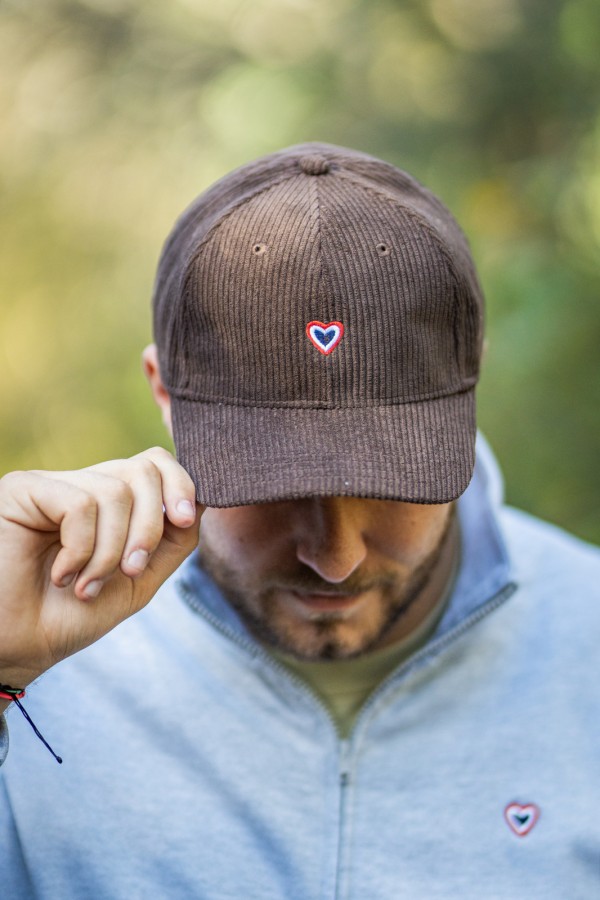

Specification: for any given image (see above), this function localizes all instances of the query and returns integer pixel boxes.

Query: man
[1,143,599,898]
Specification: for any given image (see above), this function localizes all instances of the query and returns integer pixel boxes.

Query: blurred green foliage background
[1,0,599,542]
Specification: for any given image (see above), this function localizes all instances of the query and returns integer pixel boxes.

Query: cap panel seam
[179,171,298,294]
[334,171,475,291]
[312,176,340,401]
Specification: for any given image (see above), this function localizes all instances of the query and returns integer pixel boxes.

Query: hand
[0,448,202,693]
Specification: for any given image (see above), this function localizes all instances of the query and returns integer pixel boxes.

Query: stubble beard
[196,512,454,662]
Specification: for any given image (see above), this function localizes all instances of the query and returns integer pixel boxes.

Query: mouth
[285,589,368,616]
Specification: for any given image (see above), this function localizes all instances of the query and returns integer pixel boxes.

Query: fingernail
[60,573,74,587]
[83,579,103,599]
[176,500,195,519]
[127,549,149,572]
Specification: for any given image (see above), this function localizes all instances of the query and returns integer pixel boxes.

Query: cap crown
[153,143,484,411]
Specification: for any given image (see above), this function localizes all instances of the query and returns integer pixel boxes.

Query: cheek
[200,508,289,568]
[374,506,452,565]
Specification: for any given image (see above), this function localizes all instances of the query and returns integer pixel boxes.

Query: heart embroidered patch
[504,803,540,837]
[306,321,344,355]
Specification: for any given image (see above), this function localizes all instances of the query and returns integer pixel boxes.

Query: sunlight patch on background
[429,0,522,51]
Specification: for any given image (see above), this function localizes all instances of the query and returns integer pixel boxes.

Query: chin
[268,615,385,661]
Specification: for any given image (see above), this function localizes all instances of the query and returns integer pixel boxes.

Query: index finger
[92,447,200,528]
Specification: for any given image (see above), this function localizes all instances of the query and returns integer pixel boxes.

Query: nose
[295,498,367,583]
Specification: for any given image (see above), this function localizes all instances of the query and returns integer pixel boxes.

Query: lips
[288,590,364,613]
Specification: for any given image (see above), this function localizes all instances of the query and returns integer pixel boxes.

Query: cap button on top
[299,154,330,176]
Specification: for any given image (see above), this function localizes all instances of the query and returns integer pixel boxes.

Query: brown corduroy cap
[152,142,484,507]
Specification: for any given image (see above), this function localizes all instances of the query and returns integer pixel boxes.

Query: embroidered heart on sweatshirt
[504,803,540,837]
[306,321,344,355]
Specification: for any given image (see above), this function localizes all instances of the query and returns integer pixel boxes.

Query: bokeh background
[1,0,599,542]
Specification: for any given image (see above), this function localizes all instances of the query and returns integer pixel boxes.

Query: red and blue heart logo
[306,321,344,355]
[504,803,540,837]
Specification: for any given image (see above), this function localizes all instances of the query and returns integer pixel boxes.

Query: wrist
[0,681,27,715]
[0,666,40,693]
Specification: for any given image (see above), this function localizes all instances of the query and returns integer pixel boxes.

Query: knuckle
[88,546,122,573]
[149,445,170,457]
[105,478,133,505]
[62,541,94,564]
[72,491,97,518]
[134,458,160,481]
[146,446,173,463]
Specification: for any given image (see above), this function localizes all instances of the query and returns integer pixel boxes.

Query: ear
[142,344,173,435]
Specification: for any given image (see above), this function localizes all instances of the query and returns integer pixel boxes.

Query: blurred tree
[0,0,598,540]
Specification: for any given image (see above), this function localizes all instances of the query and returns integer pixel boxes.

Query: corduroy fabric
[152,142,485,506]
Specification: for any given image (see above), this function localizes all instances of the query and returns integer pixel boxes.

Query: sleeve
[0,714,8,766]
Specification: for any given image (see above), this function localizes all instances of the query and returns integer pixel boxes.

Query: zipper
[335,739,351,900]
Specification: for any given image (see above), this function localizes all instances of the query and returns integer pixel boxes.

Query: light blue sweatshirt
[1,436,600,899]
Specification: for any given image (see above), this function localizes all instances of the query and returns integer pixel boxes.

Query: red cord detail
[0,690,26,701]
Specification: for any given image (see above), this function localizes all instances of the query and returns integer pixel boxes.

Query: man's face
[198,497,456,661]
[142,345,458,660]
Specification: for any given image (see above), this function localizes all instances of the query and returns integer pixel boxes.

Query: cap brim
[171,390,476,507]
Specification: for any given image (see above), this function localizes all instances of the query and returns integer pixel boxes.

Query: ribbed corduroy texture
[152,143,484,506]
